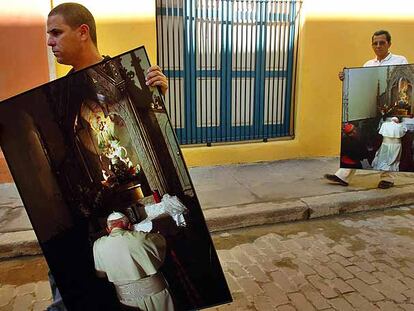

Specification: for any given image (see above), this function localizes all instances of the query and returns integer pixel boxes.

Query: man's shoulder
[126,230,147,240]
[363,53,408,67]
[363,59,376,67]
[390,53,408,64]
[93,235,108,246]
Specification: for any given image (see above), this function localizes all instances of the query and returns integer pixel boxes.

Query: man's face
[371,34,390,60]
[47,14,81,65]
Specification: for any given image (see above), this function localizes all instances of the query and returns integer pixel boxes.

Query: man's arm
[93,240,107,278]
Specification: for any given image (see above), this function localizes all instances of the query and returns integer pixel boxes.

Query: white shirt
[364,53,408,67]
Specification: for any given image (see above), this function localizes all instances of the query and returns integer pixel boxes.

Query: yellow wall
[182,0,414,166]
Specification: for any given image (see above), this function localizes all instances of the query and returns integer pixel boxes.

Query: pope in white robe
[372,117,407,171]
[93,212,175,311]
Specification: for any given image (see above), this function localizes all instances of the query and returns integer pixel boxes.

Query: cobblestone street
[0,207,413,310]
[208,206,414,311]
[0,256,51,311]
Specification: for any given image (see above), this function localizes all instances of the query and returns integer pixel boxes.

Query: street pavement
[0,256,51,311]
[0,204,413,310]
[206,206,414,311]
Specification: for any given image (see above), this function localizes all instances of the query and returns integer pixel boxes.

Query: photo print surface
[0,46,231,311]
[341,64,414,173]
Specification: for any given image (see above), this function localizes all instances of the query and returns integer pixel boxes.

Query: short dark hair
[372,30,391,43]
[48,2,97,47]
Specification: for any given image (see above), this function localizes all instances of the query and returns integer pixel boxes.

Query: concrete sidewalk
[2,157,414,258]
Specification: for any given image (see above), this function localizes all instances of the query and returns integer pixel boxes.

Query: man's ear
[106,227,111,234]
[78,24,90,42]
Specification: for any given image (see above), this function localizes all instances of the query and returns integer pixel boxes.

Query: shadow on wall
[0,24,50,101]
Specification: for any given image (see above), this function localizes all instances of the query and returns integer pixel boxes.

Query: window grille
[156,0,302,145]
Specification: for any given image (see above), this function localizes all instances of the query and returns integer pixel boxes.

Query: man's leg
[324,168,356,186]
[47,271,67,311]
[378,171,395,189]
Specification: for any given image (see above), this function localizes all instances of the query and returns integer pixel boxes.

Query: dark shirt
[340,135,368,169]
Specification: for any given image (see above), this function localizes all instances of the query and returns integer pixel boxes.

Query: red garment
[341,155,358,166]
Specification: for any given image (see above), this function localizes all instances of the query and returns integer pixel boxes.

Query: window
[157,0,302,145]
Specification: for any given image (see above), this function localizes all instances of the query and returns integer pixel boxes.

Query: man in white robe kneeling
[93,212,175,311]
[372,117,407,171]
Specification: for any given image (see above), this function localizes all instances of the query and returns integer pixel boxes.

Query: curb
[205,184,414,232]
[1,185,414,259]
[204,200,308,232]
[0,231,41,259]
[304,184,414,219]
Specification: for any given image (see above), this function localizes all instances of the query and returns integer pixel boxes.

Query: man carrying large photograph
[324,30,408,189]
[41,3,232,311]
[45,3,168,310]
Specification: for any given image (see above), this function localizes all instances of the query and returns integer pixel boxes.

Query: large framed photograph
[0,46,231,310]
[341,64,414,173]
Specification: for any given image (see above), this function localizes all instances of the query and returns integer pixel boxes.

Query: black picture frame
[0,46,232,311]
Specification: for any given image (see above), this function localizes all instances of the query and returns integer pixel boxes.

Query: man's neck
[109,227,129,234]
[377,52,390,62]
[72,49,104,72]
